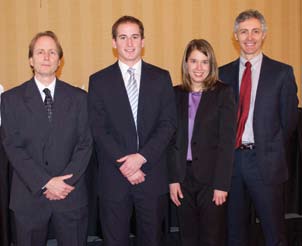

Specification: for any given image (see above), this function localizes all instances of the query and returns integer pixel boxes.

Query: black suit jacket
[168,83,236,191]
[1,78,92,213]
[219,55,299,184]
[88,61,177,201]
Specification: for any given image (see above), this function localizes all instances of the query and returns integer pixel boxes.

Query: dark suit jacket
[0,78,92,213]
[219,55,299,184]
[88,61,177,201]
[0,129,10,246]
[168,83,236,192]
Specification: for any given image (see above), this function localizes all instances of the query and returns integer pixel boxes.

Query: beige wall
[0,0,301,103]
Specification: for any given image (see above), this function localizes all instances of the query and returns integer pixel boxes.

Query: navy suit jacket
[219,55,299,184]
[1,78,92,213]
[88,61,177,201]
[168,83,236,192]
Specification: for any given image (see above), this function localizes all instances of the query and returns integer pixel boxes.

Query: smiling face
[112,22,144,67]
[29,35,60,82]
[234,17,266,60]
[186,49,210,91]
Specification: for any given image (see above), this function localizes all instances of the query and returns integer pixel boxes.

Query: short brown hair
[181,39,219,92]
[112,15,144,40]
[28,31,63,59]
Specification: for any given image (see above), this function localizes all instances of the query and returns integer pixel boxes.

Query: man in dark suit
[219,10,299,246]
[0,84,10,246]
[88,16,177,246]
[1,31,92,246]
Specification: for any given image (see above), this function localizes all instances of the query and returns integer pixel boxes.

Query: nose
[127,38,133,46]
[247,31,253,40]
[196,62,202,70]
[43,52,50,60]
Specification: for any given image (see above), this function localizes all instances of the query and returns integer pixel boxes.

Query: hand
[169,183,183,207]
[118,153,146,178]
[43,190,62,201]
[44,174,75,200]
[127,169,146,185]
[212,189,228,206]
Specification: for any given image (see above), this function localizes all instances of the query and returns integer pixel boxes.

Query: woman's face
[186,49,210,88]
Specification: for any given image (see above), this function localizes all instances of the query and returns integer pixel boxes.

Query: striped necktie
[127,67,139,128]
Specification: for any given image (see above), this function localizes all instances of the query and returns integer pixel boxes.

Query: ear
[141,38,145,48]
[234,33,238,41]
[112,39,117,49]
[29,57,34,67]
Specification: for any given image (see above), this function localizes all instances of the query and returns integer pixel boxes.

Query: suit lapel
[23,78,50,127]
[138,62,148,129]
[231,59,240,102]
[178,90,189,148]
[253,55,271,118]
[193,90,212,137]
[137,61,159,132]
[111,62,137,132]
[52,80,71,128]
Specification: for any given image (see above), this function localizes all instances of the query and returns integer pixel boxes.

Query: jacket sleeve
[213,85,237,191]
[280,66,299,143]
[139,72,177,171]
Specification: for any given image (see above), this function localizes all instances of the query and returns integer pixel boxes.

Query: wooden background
[0,0,301,103]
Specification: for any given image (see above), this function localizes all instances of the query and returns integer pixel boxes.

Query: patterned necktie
[127,67,139,128]
[43,88,53,122]
[236,61,252,148]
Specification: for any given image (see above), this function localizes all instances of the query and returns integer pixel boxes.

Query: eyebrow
[118,33,140,38]
[239,27,262,31]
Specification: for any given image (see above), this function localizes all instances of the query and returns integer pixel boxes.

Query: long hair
[181,39,219,92]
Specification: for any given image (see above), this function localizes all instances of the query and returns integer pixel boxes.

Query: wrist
[138,153,147,164]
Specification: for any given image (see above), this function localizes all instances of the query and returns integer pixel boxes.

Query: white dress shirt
[118,59,142,92]
[239,53,263,144]
[34,77,56,102]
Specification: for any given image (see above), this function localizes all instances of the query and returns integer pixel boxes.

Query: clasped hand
[44,174,74,200]
[117,153,146,185]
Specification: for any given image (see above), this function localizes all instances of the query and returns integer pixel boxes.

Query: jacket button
[194,157,198,161]
[45,161,48,165]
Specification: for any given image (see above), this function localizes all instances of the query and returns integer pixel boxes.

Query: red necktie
[235,61,252,148]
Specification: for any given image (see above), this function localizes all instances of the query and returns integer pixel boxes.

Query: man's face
[112,22,144,67]
[29,36,60,80]
[234,18,266,60]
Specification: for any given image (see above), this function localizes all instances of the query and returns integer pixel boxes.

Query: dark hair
[234,9,267,33]
[28,31,63,59]
[181,39,219,92]
[112,15,144,40]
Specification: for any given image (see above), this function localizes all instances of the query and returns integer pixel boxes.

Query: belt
[238,143,256,150]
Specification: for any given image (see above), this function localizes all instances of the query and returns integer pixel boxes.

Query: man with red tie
[219,9,298,246]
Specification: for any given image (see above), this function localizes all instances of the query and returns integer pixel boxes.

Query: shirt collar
[34,77,56,98]
[240,52,263,68]
[118,59,142,76]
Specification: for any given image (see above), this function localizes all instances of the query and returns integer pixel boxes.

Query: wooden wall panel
[0,0,300,102]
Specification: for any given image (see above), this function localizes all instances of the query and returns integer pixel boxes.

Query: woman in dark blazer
[168,39,236,246]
